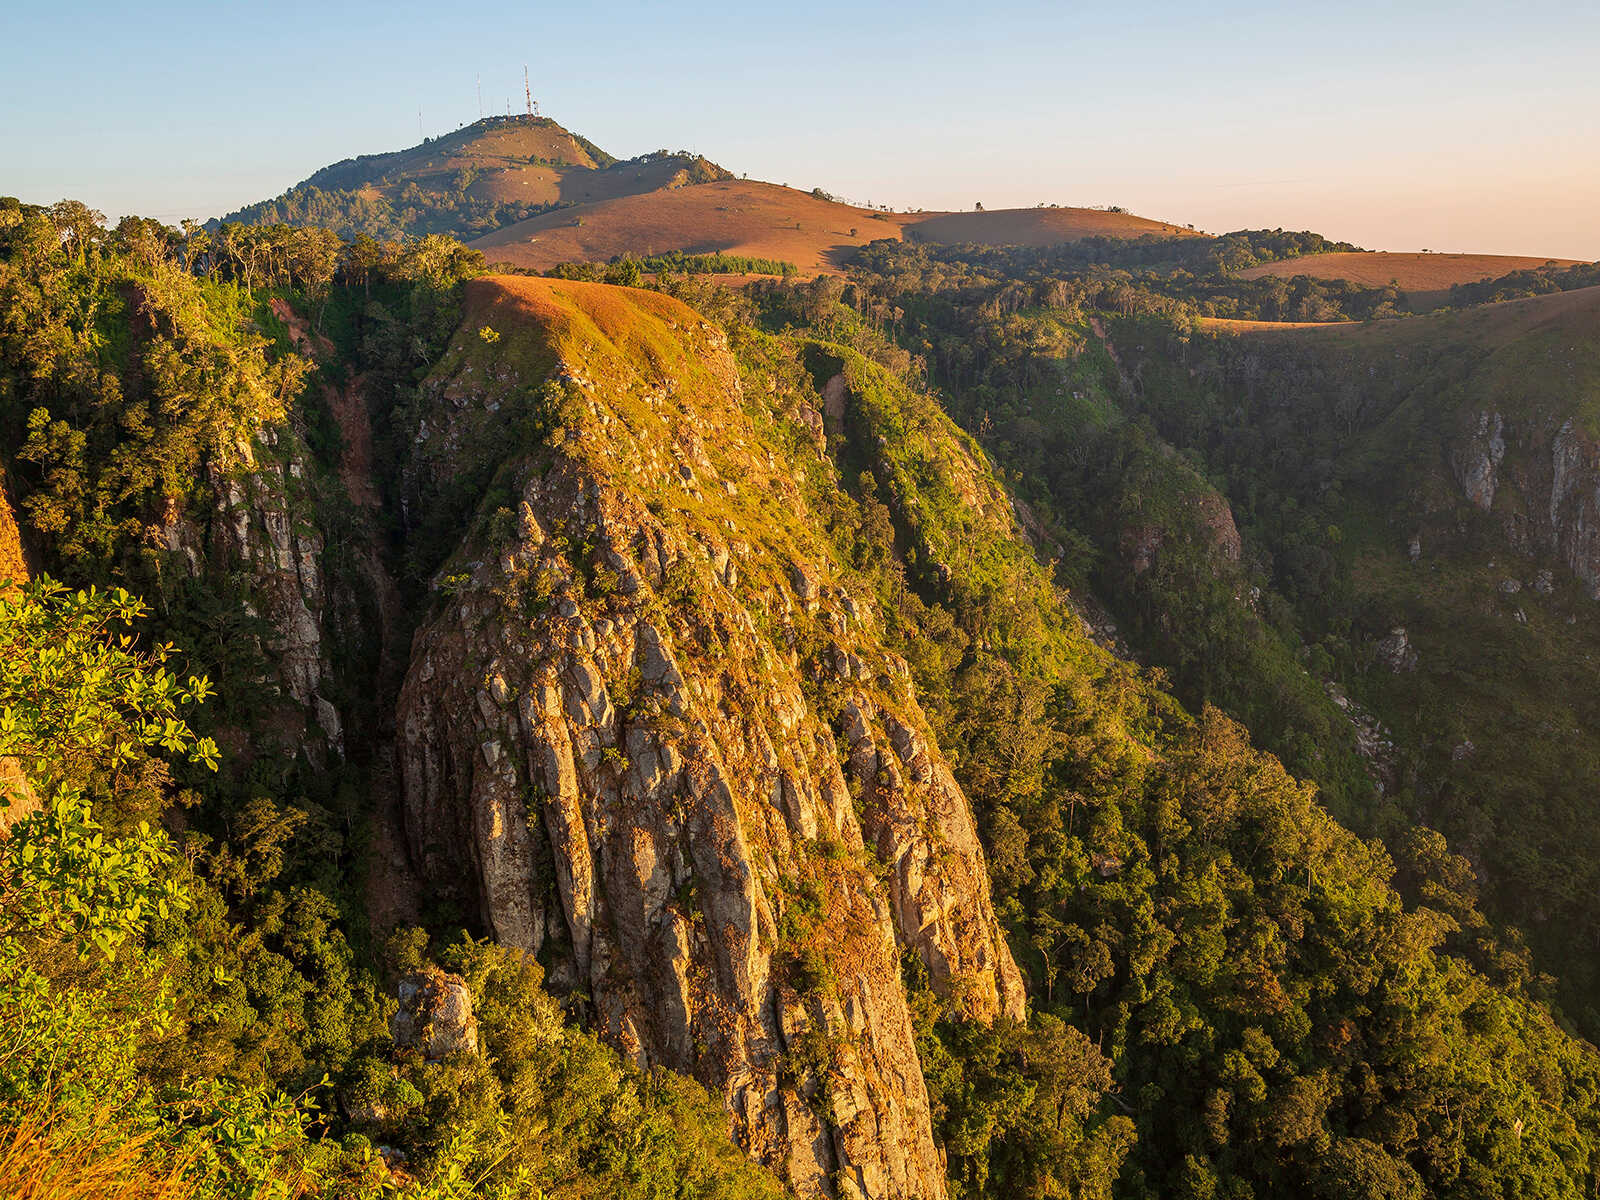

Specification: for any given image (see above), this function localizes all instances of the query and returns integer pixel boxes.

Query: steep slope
[218,116,731,241]
[12,196,1600,1198]
[1116,283,1600,1028]
[394,276,1022,1198]
[0,198,809,1196]
[741,290,1600,1199]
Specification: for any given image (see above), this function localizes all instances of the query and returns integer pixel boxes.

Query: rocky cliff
[169,427,346,755]
[1452,408,1600,598]
[395,277,1024,1199]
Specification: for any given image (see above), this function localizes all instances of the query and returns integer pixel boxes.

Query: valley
[3,102,1600,1200]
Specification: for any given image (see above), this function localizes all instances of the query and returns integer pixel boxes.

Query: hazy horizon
[3,0,1596,259]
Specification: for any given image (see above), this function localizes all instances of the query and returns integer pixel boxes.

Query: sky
[2,0,1597,259]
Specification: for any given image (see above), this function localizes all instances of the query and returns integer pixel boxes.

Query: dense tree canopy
[4,194,1600,1199]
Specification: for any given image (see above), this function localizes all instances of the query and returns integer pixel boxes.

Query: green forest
[4,194,1600,1200]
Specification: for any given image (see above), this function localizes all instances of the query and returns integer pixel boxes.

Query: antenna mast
[524,66,533,120]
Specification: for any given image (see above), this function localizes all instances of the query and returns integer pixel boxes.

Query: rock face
[152,367,389,765]
[1116,461,1242,578]
[1452,410,1506,511]
[396,277,1023,1199]
[209,431,344,754]
[1449,412,1600,600]
[1376,627,1418,673]
[391,968,479,1061]
[1544,420,1600,598]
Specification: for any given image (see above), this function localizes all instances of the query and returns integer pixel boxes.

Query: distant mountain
[215,115,731,241]
[220,115,1199,275]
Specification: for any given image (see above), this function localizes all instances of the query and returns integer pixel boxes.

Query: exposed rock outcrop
[1115,461,1242,578]
[159,428,345,758]
[396,277,1024,1199]
[150,302,401,771]
[1452,409,1506,510]
[1448,412,1600,600]
[391,968,479,1061]
[1375,627,1418,673]
[1545,419,1600,598]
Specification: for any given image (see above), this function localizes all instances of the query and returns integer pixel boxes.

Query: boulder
[391,968,479,1061]
[1376,627,1418,673]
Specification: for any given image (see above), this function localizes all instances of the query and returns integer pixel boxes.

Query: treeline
[542,249,799,283]
[215,180,559,241]
[1448,258,1600,306]
[897,227,1361,274]
[852,238,1402,325]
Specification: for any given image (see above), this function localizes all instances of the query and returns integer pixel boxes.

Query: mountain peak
[300,115,614,194]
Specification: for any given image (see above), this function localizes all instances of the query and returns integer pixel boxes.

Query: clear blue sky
[3,0,1597,258]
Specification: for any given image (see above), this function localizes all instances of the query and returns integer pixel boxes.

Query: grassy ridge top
[906,206,1197,246]
[1238,250,1587,309]
[471,180,918,275]
[473,182,1200,277]
[1209,280,1600,346]
[464,273,703,364]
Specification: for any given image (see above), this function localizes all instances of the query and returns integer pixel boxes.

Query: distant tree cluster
[854,233,1397,324]
[1446,258,1600,306]
[541,250,799,283]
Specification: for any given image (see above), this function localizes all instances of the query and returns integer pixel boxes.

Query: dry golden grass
[1237,251,1583,307]
[1196,317,1348,333]
[1207,284,1600,347]
[0,1110,192,1200]
[0,465,27,591]
[470,182,1195,276]
[366,118,600,180]
[906,206,1196,246]
[311,119,719,217]
[466,156,710,209]
[471,179,913,275]
[462,274,708,385]
[468,274,697,336]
